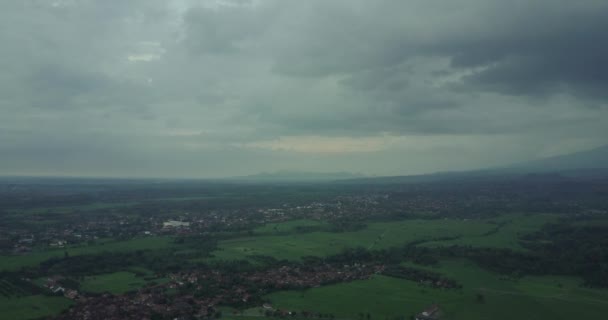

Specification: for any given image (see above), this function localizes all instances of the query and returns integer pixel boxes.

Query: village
[49,263,386,320]
[2,193,406,255]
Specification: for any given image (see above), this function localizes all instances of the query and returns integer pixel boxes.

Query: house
[64,289,79,300]
[163,220,190,228]
[18,237,34,244]
[415,304,441,320]
[50,240,67,247]
[51,286,65,294]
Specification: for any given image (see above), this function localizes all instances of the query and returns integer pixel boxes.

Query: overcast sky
[1,0,607,178]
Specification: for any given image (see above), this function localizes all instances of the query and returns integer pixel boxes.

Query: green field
[213,219,495,260]
[0,236,175,271]
[254,219,330,234]
[266,259,608,320]
[80,271,165,294]
[0,295,73,320]
[421,214,559,250]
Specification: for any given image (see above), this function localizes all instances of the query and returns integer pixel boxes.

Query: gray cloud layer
[1,0,607,177]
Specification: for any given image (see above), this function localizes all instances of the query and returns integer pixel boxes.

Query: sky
[1,0,608,178]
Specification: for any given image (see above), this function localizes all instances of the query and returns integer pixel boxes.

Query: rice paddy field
[253,219,330,235]
[0,236,176,272]
[0,295,73,320]
[212,217,527,261]
[265,259,608,320]
[420,213,560,250]
[214,214,608,320]
[80,270,167,294]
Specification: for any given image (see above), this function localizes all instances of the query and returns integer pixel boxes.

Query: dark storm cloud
[446,3,608,98]
[242,0,608,99]
[173,0,608,143]
[1,0,608,178]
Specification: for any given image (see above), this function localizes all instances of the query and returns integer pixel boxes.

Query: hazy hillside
[509,145,608,172]
[339,145,608,184]
[231,171,366,182]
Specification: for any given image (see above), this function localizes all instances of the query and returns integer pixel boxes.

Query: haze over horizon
[2,0,608,178]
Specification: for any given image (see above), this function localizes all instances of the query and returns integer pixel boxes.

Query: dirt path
[368,229,389,250]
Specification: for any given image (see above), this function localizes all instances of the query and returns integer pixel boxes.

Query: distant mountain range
[341,144,608,184]
[232,145,608,183]
[507,144,608,172]
[230,171,366,182]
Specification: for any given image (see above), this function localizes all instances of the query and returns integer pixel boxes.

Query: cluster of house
[44,276,80,300]
[162,220,191,229]
[2,220,109,254]
[53,292,201,320]
[52,263,384,320]
[245,264,385,290]
[415,304,442,320]
[259,303,336,319]
[4,193,405,255]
